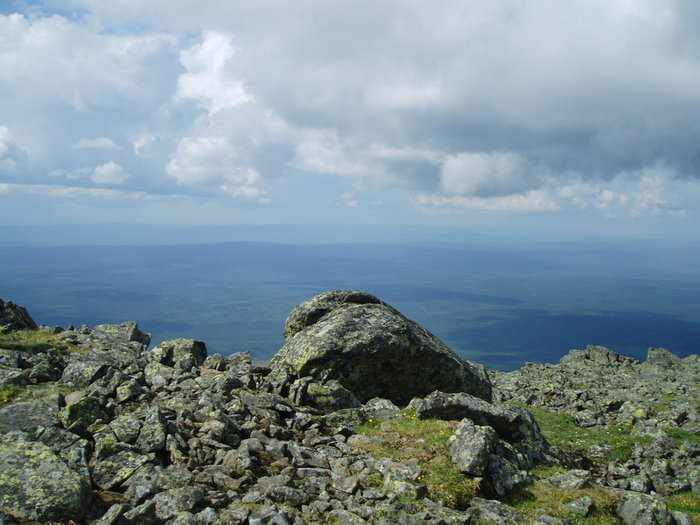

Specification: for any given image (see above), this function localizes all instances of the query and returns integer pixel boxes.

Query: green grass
[507,470,621,524]
[0,383,25,407]
[354,411,479,509]
[664,427,700,447]
[0,329,82,353]
[667,491,700,523]
[525,405,650,462]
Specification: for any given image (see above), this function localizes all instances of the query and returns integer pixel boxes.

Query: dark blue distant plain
[1,241,698,371]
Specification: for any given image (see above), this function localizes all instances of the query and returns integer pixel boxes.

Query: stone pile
[492,344,700,512]
[1,293,698,524]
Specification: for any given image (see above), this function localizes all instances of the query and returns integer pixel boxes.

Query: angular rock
[547,469,591,490]
[94,321,152,347]
[269,290,492,404]
[645,347,682,369]
[614,489,675,525]
[304,379,362,412]
[59,360,109,387]
[150,338,208,368]
[91,449,153,490]
[411,391,547,447]
[152,486,205,521]
[0,431,88,523]
[0,298,37,332]
[566,495,593,516]
[0,394,61,434]
[448,418,496,476]
[466,497,526,524]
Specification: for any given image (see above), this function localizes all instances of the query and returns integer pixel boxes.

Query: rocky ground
[1,293,699,524]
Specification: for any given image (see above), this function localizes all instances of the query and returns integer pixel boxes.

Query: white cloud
[2,3,700,232]
[416,190,559,213]
[0,125,27,173]
[91,161,130,184]
[166,136,238,185]
[293,130,380,178]
[71,137,118,149]
[440,152,541,197]
[175,31,252,115]
[166,136,263,198]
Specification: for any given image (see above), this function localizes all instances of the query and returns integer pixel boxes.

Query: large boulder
[269,290,492,405]
[0,299,37,332]
[0,431,89,522]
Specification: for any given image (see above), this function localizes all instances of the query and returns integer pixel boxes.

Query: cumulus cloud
[175,31,251,115]
[440,152,542,198]
[166,135,263,198]
[91,161,130,184]
[2,2,700,228]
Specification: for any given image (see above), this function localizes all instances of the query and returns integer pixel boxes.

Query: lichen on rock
[269,290,492,405]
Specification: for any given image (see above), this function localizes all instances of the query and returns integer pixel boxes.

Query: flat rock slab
[0,431,88,523]
[0,395,60,434]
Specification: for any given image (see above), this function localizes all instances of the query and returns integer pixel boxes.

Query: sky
[1,0,700,242]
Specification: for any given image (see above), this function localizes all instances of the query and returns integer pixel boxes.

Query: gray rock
[614,489,675,525]
[547,469,592,490]
[466,497,526,523]
[305,379,362,412]
[0,299,37,332]
[149,338,207,368]
[152,486,204,521]
[364,398,403,420]
[94,503,128,525]
[645,347,682,369]
[59,361,109,387]
[410,391,548,447]
[0,431,88,523]
[565,495,593,516]
[0,394,61,434]
[448,418,496,476]
[91,449,153,490]
[94,321,151,347]
[269,290,492,404]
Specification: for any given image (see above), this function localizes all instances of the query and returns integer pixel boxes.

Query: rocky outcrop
[269,290,492,404]
[0,298,37,332]
[410,391,553,497]
[1,297,698,524]
[491,344,700,432]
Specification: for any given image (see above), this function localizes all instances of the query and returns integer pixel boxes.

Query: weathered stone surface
[94,321,151,347]
[547,469,592,490]
[269,290,492,404]
[0,298,37,332]
[2,298,699,525]
[466,497,526,523]
[644,347,682,369]
[0,394,61,434]
[614,489,675,524]
[149,338,208,368]
[448,418,496,476]
[411,391,548,447]
[0,431,88,522]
